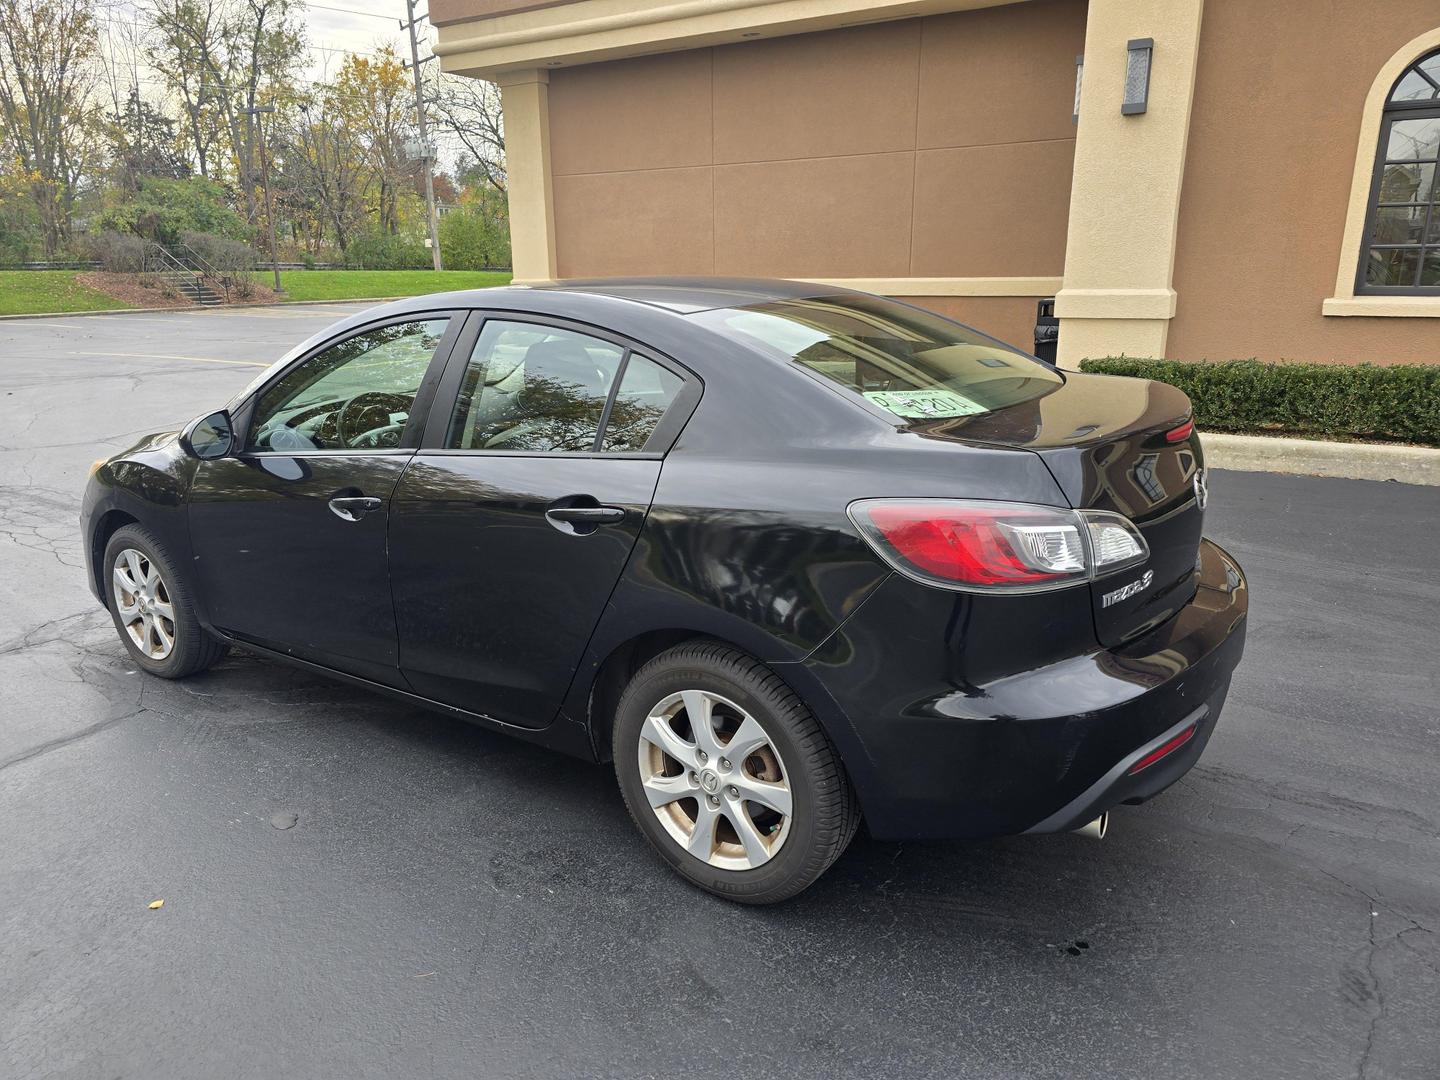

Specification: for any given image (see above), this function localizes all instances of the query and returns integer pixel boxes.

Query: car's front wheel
[613,641,859,904]
[103,524,228,678]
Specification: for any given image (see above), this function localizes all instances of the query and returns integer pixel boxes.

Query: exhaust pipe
[1074,812,1108,840]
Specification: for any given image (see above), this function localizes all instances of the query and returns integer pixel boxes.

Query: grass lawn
[276,269,512,301]
[0,270,134,315]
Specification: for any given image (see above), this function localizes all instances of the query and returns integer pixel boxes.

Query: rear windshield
[694,294,1062,422]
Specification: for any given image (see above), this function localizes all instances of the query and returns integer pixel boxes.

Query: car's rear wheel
[103,525,228,678]
[613,640,859,904]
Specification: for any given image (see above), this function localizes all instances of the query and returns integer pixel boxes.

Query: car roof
[367,277,858,319]
[525,277,852,313]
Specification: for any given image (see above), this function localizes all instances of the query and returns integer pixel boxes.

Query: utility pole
[242,103,284,294]
[402,0,444,271]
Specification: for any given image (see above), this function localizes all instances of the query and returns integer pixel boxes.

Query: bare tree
[283,90,367,253]
[0,0,101,254]
[144,0,225,178]
[431,71,505,194]
[334,48,415,235]
[144,0,304,220]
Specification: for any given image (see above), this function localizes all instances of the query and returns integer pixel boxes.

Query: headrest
[522,337,607,391]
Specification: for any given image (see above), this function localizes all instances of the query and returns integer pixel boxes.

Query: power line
[299,0,403,21]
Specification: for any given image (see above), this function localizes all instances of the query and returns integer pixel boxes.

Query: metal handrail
[141,242,205,296]
[173,242,241,302]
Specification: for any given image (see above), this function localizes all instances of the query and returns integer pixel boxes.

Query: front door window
[249,318,451,451]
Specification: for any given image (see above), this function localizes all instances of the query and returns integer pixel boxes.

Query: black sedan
[82,279,1248,904]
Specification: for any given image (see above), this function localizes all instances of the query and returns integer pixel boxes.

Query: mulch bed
[77,272,196,309]
[76,272,282,309]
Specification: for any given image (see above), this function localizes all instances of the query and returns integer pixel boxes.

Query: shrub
[1079,357,1440,446]
[0,192,44,263]
[179,230,256,274]
[98,176,249,247]
[84,231,148,272]
[343,229,430,269]
[439,189,510,270]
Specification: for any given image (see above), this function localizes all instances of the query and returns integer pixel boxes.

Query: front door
[389,316,692,726]
[188,315,460,685]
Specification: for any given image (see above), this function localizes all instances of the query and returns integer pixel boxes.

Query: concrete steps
[152,270,224,306]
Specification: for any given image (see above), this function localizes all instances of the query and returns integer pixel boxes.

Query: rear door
[389,314,698,727]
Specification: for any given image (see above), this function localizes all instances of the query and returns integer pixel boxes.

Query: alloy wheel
[637,689,793,870]
[113,547,177,660]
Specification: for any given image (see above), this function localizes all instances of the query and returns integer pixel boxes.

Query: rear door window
[447,321,624,451]
[601,355,685,452]
[445,320,685,453]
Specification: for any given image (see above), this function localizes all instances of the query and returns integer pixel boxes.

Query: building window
[1358,48,1440,294]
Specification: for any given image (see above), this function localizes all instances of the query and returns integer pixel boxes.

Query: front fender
[82,431,199,606]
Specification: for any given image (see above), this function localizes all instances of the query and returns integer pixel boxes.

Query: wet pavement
[1,305,1437,1079]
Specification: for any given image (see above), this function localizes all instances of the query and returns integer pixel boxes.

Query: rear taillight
[848,499,1149,593]
[1165,418,1195,442]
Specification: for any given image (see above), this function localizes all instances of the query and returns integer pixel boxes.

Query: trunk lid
[907,371,1206,646]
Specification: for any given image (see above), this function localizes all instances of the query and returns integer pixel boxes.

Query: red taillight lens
[850,501,1089,591]
[1165,418,1195,443]
[849,499,1150,593]
[1127,724,1196,775]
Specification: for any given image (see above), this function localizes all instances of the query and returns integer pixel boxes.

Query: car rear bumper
[798,538,1248,841]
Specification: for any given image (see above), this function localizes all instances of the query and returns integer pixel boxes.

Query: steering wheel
[336,391,406,448]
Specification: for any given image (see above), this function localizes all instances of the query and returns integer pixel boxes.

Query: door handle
[329,495,382,522]
[544,503,626,535]
[545,506,626,526]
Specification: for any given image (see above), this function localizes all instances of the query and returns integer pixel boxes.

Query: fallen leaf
[148,899,164,910]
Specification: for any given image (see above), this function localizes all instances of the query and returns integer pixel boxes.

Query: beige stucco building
[431,0,1440,366]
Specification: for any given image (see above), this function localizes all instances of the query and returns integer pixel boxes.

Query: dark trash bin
[1033,298,1058,365]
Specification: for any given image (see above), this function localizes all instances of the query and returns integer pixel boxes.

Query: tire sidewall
[103,526,197,678]
[614,654,831,902]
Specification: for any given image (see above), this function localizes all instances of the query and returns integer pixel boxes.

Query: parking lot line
[65,349,269,368]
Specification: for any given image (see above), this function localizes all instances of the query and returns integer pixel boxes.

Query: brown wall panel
[911,141,1074,276]
[904,295,1043,352]
[1169,0,1440,364]
[546,5,1081,285]
[714,154,916,277]
[712,21,922,163]
[553,168,714,277]
[550,52,713,176]
[918,0,1086,149]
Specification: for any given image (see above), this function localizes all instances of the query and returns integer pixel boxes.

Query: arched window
[1358,49,1440,293]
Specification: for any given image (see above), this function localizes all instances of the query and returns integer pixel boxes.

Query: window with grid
[1359,48,1440,293]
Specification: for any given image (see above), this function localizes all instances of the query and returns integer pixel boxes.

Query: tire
[613,640,860,905]
[103,524,229,679]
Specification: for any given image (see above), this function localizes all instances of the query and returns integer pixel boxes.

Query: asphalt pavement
[1,306,1437,1080]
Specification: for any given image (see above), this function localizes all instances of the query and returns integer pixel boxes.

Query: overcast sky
[289,0,436,81]
[98,0,441,94]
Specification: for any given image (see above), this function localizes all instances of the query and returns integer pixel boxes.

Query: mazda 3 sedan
[82,279,1248,904]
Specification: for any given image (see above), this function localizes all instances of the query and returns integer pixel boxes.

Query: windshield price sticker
[862,389,987,419]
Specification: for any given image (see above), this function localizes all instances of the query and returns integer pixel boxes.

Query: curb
[0,297,410,321]
[1204,432,1440,486]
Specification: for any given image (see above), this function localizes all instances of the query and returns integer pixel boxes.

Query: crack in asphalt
[0,707,147,773]
[1311,866,1439,1080]
[0,609,111,657]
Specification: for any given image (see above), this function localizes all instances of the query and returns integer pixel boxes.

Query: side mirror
[180,410,235,460]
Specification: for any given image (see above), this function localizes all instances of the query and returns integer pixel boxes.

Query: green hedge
[1078,358,1440,446]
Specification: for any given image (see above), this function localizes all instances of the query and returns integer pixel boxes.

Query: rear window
[694,294,1062,421]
